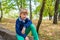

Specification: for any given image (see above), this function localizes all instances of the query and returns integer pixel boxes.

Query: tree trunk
[20,0,23,8]
[58,13,60,21]
[15,0,22,11]
[48,7,52,20]
[49,12,52,20]
[30,0,32,20]
[36,0,46,33]
[53,0,59,24]
[0,2,3,22]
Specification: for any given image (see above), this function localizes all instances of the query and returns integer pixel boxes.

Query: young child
[15,8,39,40]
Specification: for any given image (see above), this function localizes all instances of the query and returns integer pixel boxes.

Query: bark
[0,2,3,22]
[53,0,59,24]
[20,0,23,8]
[49,12,52,20]
[30,0,32,20]
[36,0,46,33]
[58,13,60,21]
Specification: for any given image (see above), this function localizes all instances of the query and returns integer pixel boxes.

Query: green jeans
[16,24,39,40]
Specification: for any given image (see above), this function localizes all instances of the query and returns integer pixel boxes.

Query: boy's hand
[21,27,26,34]
[25,36,29,40]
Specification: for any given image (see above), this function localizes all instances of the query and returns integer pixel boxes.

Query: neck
[20,17,24,21]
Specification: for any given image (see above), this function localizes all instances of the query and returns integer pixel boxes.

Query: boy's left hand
[21,27,26,34]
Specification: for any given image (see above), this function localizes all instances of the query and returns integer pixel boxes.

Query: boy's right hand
[25,36,29,40]
[21,27,26,34]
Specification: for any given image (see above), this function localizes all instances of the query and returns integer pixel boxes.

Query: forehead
[21,13,27,14]
[20,12,28,15]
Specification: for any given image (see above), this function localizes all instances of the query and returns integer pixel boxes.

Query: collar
[18,17,25,22]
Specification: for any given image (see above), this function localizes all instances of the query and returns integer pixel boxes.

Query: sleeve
[16,19,27,38]
[24,18,32,28]
[15,19,21,34]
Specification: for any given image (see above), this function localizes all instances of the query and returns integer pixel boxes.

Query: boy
[15,9,39,40]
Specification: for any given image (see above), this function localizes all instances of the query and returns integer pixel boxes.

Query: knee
[30,24,36,29]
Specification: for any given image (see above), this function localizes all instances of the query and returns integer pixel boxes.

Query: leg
[25,24,39,40]
[16,34,24,40]
[30,24,39,40]
[25,26,31,35]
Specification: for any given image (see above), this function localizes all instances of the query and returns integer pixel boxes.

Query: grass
[0,18,60,40]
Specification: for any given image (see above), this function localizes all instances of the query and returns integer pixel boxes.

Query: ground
[0,18,60,40]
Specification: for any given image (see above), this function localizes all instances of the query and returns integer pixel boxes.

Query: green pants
[16,24,39,40]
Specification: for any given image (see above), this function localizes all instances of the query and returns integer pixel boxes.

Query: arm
[16,19,26,38]
[16,20,21,34]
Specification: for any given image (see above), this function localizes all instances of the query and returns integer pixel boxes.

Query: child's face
[20,12,28,20]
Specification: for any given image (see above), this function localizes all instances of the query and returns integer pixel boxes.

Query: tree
[20,0,23,8]
[37,0,46,33]
[48,7,52,20]
[14,0,27,11]
[58,1,60,21]
[0,0,17,21]
[30,0,32,20]
[14,0,23,11]
[53,0,59,24]
[0,0,3,22]
[58,13,60,21]
[46,0,54,20]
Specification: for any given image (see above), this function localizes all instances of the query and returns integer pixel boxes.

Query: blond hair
[20,8,28,14]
